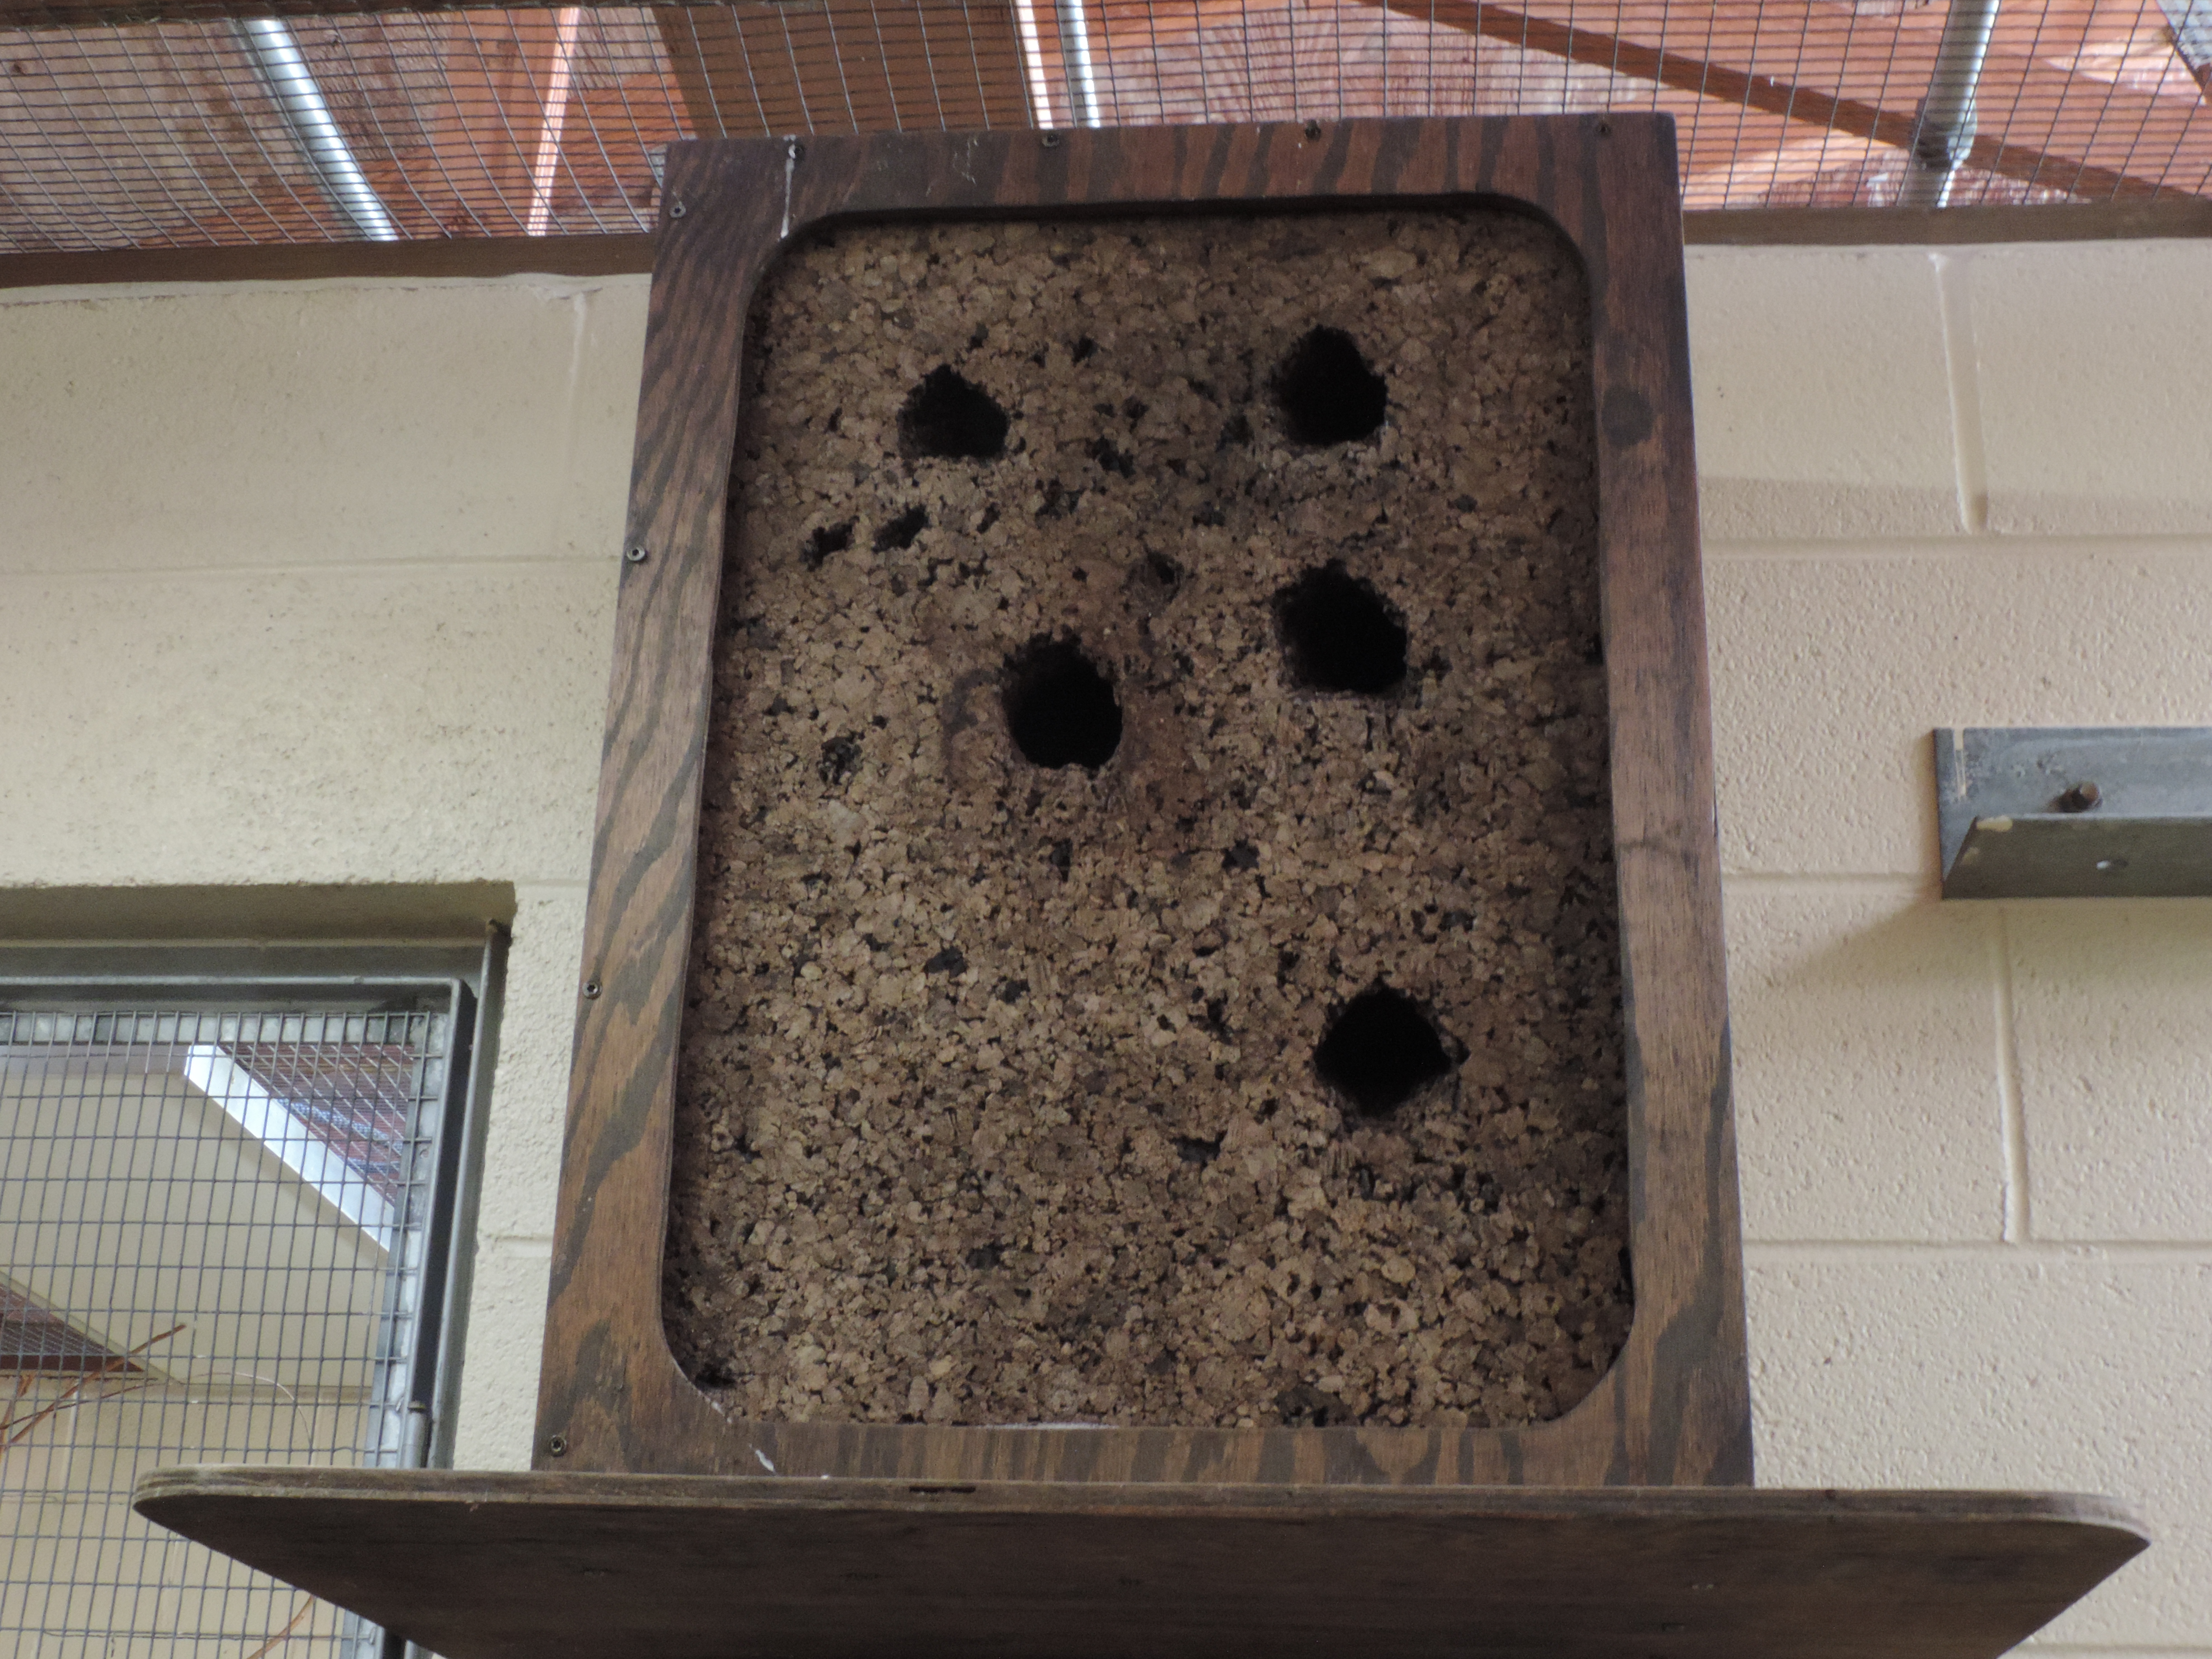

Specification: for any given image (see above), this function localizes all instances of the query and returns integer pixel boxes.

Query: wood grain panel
[134,1467,2150,1659]
[542,117,1749,1488]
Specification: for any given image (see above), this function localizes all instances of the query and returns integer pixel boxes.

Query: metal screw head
[2096,857,2129,875]
[546,1434,568,1457]
[625,545,649,565]
[1039,131,1061,148]
[2058,781,2102,812]
[583,979,602,999]
[667,199,688,219]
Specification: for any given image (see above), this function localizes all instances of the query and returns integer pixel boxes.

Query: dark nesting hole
[1275,562,1407,694]
[900,365,1009,460]
[803,520,853,570]
[1314,986,1452,1117]
[1002,636,1122,771]
[874,504,928,552]
[1272,326,1387,445]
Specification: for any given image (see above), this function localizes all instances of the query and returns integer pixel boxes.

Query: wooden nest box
[138,117,2149,1659]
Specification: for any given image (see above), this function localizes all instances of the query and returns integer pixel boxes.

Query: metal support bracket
[1937,726,2212,898]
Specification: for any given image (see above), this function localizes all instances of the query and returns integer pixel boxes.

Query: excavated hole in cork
[1314,985,1453,1116]
[900,364,1011,459]
[1273,325,1388,445]
[1275,562,1409,694]
[1002,636,1122,770]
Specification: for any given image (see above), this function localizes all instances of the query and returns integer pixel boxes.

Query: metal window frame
[0,932,507,1659]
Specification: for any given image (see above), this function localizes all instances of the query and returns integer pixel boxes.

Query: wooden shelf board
[134,1467,2146,1659]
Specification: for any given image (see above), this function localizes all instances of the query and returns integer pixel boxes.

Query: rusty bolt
[2058,782,2102,813]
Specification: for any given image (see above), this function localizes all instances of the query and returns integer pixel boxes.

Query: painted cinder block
[1707,548,2212,876]
[2007,900,2212,1243]
[1684,248,1962,543]
[0,279,621,575]
[1746,1248,2212,1648]
[0,564,614,889]
[1725,884,2004,1243]
[470,884,592,1244]
[552,277,652,563]
[1965,239,2212,536]
[446,1237,556,1472]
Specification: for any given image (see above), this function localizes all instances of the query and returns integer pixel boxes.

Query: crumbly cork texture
[663,209,1631,1431]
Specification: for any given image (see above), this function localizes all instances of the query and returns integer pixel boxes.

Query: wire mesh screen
[2,0,2210,253]
[0,1000,460,1658]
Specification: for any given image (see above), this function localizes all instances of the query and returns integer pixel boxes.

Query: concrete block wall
[0,273,647,1472]
[1,237,2207,1652]
[1690,240,2212,1655]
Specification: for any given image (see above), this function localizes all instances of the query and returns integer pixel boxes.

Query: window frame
[0,933,505,1657]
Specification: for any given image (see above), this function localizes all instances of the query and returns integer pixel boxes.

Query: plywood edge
[131,1464,2152,1538]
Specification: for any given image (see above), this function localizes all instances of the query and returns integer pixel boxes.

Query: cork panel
[664,209,1630,1431]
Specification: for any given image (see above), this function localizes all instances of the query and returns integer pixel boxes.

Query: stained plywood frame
[543,116,1748,1486]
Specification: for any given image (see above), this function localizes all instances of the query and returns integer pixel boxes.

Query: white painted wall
[0,272,644,1479]
[1692,240,2212,1657]
[2,240,2207,1654]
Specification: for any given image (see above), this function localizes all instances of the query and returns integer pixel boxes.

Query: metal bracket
[1937,727,2212,898]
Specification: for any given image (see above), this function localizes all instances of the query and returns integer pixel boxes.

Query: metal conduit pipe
[233,16,400,241]
[1054,0,1104,127]
[1898,0,2001,208]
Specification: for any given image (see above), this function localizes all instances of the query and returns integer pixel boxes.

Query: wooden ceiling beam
[1350,0,2187,199]
[0,0,581,25]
